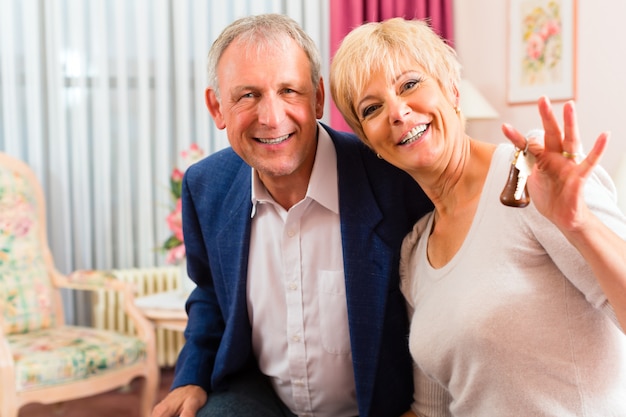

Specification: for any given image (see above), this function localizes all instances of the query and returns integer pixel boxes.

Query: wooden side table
[135,290,188,332]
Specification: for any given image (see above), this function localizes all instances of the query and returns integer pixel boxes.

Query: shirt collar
[251,123,338,217]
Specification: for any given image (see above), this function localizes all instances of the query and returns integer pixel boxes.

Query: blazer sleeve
[170,168,223,392]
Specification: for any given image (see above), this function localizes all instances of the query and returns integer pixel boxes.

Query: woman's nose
[388,97,411,125]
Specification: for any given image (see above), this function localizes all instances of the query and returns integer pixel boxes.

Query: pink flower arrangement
[161,144,204,264]
[521,3,562,79]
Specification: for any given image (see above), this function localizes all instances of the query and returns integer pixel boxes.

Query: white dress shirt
[247,125,358,417]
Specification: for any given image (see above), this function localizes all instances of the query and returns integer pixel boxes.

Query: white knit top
[400,144,626,417]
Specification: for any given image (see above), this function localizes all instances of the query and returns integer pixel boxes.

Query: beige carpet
[19,368,174,417]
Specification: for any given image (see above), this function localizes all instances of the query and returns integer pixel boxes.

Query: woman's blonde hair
[330,18,461,144]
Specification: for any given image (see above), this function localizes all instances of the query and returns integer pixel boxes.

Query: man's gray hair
[207,13,322,100]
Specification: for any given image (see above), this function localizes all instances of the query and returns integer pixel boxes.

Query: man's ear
[315,78,325,119]
[205,88,226,129]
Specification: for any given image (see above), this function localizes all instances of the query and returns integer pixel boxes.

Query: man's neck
[260,167,312,210]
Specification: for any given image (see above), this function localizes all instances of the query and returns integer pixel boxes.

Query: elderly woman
[330,17,626,417]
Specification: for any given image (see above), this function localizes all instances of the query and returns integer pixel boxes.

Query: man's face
[206,37,325,186]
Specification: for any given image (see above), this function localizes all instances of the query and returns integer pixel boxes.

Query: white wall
[454,0,626,180]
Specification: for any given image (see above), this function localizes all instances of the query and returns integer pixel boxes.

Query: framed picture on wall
[507,0,577,104]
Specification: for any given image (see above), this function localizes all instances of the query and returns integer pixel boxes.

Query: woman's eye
[402,80,418,92]
[361,104,379,119]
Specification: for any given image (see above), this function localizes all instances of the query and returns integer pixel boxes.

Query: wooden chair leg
[52,402,67,415]
[140,367,160,417]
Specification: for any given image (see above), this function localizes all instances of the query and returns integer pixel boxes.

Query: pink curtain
[329,0,454,130]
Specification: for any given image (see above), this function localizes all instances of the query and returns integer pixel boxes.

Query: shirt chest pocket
[318,270,351,354]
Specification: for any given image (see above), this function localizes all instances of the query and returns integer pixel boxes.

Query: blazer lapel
[214,164,253,337]
[333,134,394,415]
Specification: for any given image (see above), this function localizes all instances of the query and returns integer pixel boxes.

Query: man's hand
[151,385,208,417]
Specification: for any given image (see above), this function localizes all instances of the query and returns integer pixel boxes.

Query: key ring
[514,135,529,156]
[521,129,545,155]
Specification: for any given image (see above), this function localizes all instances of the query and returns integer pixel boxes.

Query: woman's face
[354,62,460,176]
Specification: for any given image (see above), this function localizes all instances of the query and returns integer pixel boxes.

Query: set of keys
[500,132,539,208]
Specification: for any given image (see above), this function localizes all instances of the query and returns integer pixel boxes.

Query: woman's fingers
[501,123,527,150]
[537,96,564,154]
[579,132,610,179]
[562,100,581,155]
[502,96,608,180]
[501,123,545,156]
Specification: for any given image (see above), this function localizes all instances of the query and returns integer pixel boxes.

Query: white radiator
[92,266,186,367]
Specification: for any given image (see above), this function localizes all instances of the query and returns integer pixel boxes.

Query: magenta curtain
[329,0,454,130]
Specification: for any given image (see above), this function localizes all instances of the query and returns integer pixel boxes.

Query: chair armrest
[0,298,5,334]
[54,269,131,292]
[0,302,16,397]
[0,335,16,398]
[53,269,155,342]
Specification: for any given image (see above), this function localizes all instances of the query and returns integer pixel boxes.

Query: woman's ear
[450,81,460,109]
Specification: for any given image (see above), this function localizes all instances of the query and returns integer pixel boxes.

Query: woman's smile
[399,123,429,145]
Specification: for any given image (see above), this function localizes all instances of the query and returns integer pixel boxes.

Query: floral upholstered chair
[0,152,159,417]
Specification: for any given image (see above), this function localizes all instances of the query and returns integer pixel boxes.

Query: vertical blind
[0,0,330,322]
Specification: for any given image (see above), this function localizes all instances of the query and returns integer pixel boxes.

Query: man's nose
[258,95,285,127]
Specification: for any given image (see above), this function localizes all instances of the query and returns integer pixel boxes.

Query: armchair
[0,152,158,417]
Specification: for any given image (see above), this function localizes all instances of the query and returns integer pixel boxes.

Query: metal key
[500,129,543,208]
[514,150,535,200]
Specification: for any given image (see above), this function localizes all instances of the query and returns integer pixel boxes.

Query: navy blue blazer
[173,124,432,417]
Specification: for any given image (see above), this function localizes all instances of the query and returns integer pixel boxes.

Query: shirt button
[287,229,296,237]
[288,282,298,290]
[292,334,301,342]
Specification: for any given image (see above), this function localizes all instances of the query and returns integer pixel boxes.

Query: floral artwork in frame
[507,0,577,104]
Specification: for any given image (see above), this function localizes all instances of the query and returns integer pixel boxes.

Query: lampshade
[458,79,499,120]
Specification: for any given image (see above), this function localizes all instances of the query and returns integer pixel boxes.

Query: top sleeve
[525,164,626,328]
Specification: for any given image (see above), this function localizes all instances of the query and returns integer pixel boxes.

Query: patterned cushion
[7,325,146,390]
[0,165,57,334]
